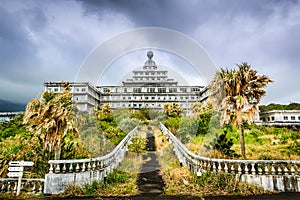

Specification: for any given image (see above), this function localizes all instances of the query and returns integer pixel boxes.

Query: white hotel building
[44,51,206,113]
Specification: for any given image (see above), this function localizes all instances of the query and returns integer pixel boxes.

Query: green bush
[128,137,147,153]
[164,116,181,133]
[204,130,238,158]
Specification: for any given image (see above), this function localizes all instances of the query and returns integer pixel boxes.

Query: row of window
[102,95,198,101]
[133,77,166,81]
[110,103,190,108]
[261,116,300,121]
[104,87,200,93]
[133,71,167,76]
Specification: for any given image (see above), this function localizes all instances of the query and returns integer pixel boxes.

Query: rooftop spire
[144,51,157,69]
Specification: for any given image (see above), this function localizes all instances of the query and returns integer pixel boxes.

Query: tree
[23,82,76,160]
[101,103,111,115]
[163,102,183,117]
[190,102,202,115]
[209,63,273,159]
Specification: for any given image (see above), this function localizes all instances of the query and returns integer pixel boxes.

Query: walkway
[137,126,165,194]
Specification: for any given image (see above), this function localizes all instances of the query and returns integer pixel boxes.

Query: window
[124,88,127,93]
[151,97,155,100]
[271,117,275,121]
[82,88,86,92]
[291,116,296,120]
[123,97,126,100]
[283,116,288,120]
[147,88,155,93]
[133,88,141,93]
[180,88,187,93]
[169,88,177,93]
[192,88,200,92]
[54,88,58,92]
[298,116,300,120]
[158,88,166,93]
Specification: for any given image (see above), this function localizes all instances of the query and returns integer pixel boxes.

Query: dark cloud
[0,0,299,105]
[78,0,299,33]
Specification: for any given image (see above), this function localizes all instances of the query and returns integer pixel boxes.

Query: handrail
[47,126,138,174]
[159,122,300,176]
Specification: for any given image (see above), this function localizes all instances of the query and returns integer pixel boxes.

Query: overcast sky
[0,0,299,105]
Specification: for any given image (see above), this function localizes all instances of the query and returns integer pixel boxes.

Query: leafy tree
[209,63,273,158]
[190,102,202,115]
[23,82,77,160]
[101,103,111,115]
[163,102,183,117]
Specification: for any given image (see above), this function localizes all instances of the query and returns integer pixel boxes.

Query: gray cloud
[0,0,299,105]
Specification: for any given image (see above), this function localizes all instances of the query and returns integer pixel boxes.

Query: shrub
[204,130,238,158]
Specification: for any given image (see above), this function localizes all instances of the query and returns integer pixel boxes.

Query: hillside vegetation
[259,102,300,112]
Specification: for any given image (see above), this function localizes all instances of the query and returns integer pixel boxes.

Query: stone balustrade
[0,178,44,195]
[44,126,138,194]
[160,122,300,192]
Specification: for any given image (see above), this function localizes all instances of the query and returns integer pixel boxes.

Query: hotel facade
[44,51,207,113]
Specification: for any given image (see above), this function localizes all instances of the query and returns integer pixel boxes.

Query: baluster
[75,163,80,172]
[218,162,222,172]
[258,164,263,175]
[212,162,217,172]
[62,163,67,173]
[82,162,86,172]
[251,163,256,175]
[231,163,235,174]
[238,163,242,174]
[55,164,60,173]
[49,163,54,174]
[284,165,289,175]
[245,164,249,174]
[271,163,276,175]
[224,162,228,173]
[277,164,282,175]
[92,162,96,170]
[69,163,73,173]
[265,164,269,175]
[88,162,92,171]
[290,164,296,175]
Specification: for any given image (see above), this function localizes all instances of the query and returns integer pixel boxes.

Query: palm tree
[209,63,273,159]
[23,82,76,160]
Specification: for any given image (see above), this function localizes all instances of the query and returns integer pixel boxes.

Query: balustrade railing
[48,126,138,174]
[0,178,44,194]
[160,122,300,177]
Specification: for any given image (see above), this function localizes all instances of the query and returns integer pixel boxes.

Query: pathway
[137,126,165,195]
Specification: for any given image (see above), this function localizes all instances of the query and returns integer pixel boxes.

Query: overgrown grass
[154,127,268,197]
[62,169,137,197]
[187,124,300,160]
